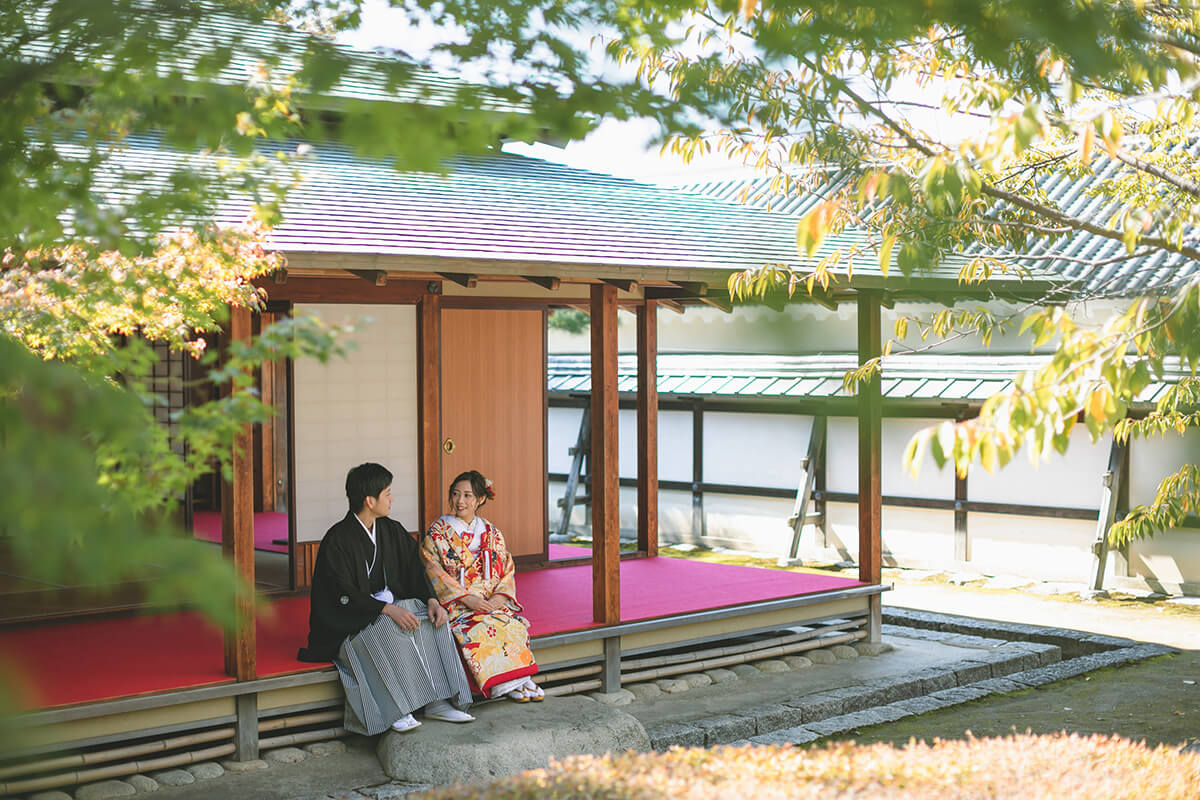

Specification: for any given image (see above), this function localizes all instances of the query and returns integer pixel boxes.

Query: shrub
[417,734,1200,800]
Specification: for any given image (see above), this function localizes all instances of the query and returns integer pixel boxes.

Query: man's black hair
[346,462,393,513]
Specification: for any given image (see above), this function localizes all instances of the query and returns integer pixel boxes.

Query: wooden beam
[602,278,637,292]
[273,268,287,285]
[417,291,443,534]
[857,291,883,593]
[253,277,427,305]
[590,283,620,625]
[699,294,733,313]
[658,298,685,315]
[637,300,659,558]
[438,271,478,289]
[809,288,839,311]
[671,281,708,297]
[222,304,256,682]
[523,275,561,291]
[763,293,787,313]
[347,269,387,286]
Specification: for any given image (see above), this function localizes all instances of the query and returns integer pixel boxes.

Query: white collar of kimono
[353,512,377,546]
[443,515,485,536]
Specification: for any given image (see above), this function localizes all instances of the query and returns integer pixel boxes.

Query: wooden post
[233,693,258,761]
[691,399,705,539]
[954,469,969,562]
[602,636,622,694]
[256,312,276,513]
[1090,438,1127,592]
[222,304,256,682]
[637,300,659,557]
[857,291,883,641]
[417,289,443,534]
[590,284,620,625]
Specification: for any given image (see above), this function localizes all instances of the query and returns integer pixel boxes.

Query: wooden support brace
[438,272,478,289]
[780,415,826,566]
[273,268,287,285]
[347,269,387,286]
[1089,438,1127,592]
[602,278,637,292]
[523,275,562,291]
[658,299,685,315]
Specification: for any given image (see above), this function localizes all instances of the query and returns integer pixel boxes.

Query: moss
[417,734,1200,800]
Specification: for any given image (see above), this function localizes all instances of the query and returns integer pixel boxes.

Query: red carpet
[193,511,289,554]
[1,558,863,710]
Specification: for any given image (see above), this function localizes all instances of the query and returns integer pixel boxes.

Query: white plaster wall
[826,417,954,498]
[1127,430,1200,588]
[969,426,1109,509]
[293,304,419,541]
[703,413,812,489]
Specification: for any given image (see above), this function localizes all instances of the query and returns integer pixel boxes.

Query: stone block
[853,642,893,656]
[1006,668,1059,688]
[704,668,738,684]
[969,677,1026,694]
[892,696,949,715]
[740,703,804,735]
[830,645,858,660]
[806,649,837,665]
[647,722,705,750]
[150,770,194,787]
[361,783,436,799]
[693,714,758,746]
[951,661,994,685]
[627,682,663,701]
[679,672,713,688]
[858,676,923,703]
[990,647,1041,675]
[755,659,790,673]
[30,792,73,800]
[264,747,308,765]
[929,686,992,704]
[914,668,957,694]
[782,655,813,670]
[803,715,858,737]
[653,679,690,695]
[126,774,159,792]
[220,758,269,773]
[591,688,637,705]
[748,727,822,746]
[729,664,762,678]
[379,695,650,784]
[785,691,845,722]
[304,740,348,757]
[186,762,225,780]
[75,781,137,800]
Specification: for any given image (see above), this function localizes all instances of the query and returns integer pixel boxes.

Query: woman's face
[449,480,482,521]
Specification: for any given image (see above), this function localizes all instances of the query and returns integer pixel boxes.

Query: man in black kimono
[298,462,474,733]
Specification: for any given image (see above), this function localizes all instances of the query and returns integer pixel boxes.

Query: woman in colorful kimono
[420,470,543,703]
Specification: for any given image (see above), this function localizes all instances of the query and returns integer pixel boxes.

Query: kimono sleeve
[420,519,472,608]
[477,526,521,610]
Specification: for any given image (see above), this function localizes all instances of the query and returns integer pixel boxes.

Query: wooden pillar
[233,693,258,761]
[857,291,883,641]
[417,288,443,534]
[637,300,659,557]
[691,399,705,539]
[222,304,256,682]
[590,284,620,625]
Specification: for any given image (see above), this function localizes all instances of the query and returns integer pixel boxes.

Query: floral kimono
[420,514,538,697]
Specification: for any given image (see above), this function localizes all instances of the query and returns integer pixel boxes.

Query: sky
[335,0,758,185]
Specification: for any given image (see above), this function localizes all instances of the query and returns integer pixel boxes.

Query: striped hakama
[334,598,473,735]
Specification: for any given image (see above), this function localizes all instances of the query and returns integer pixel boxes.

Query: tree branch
[1110,149,1200,198]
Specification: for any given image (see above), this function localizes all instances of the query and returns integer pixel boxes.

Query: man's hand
[427,598,448,627]
[382,603,419,632]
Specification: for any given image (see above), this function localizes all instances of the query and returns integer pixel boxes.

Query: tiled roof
[547,353,1185,406]
[679,143,1200,298]
[72,134,1058,294]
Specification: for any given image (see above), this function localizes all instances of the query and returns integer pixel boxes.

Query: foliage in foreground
[418,734,1200,800]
